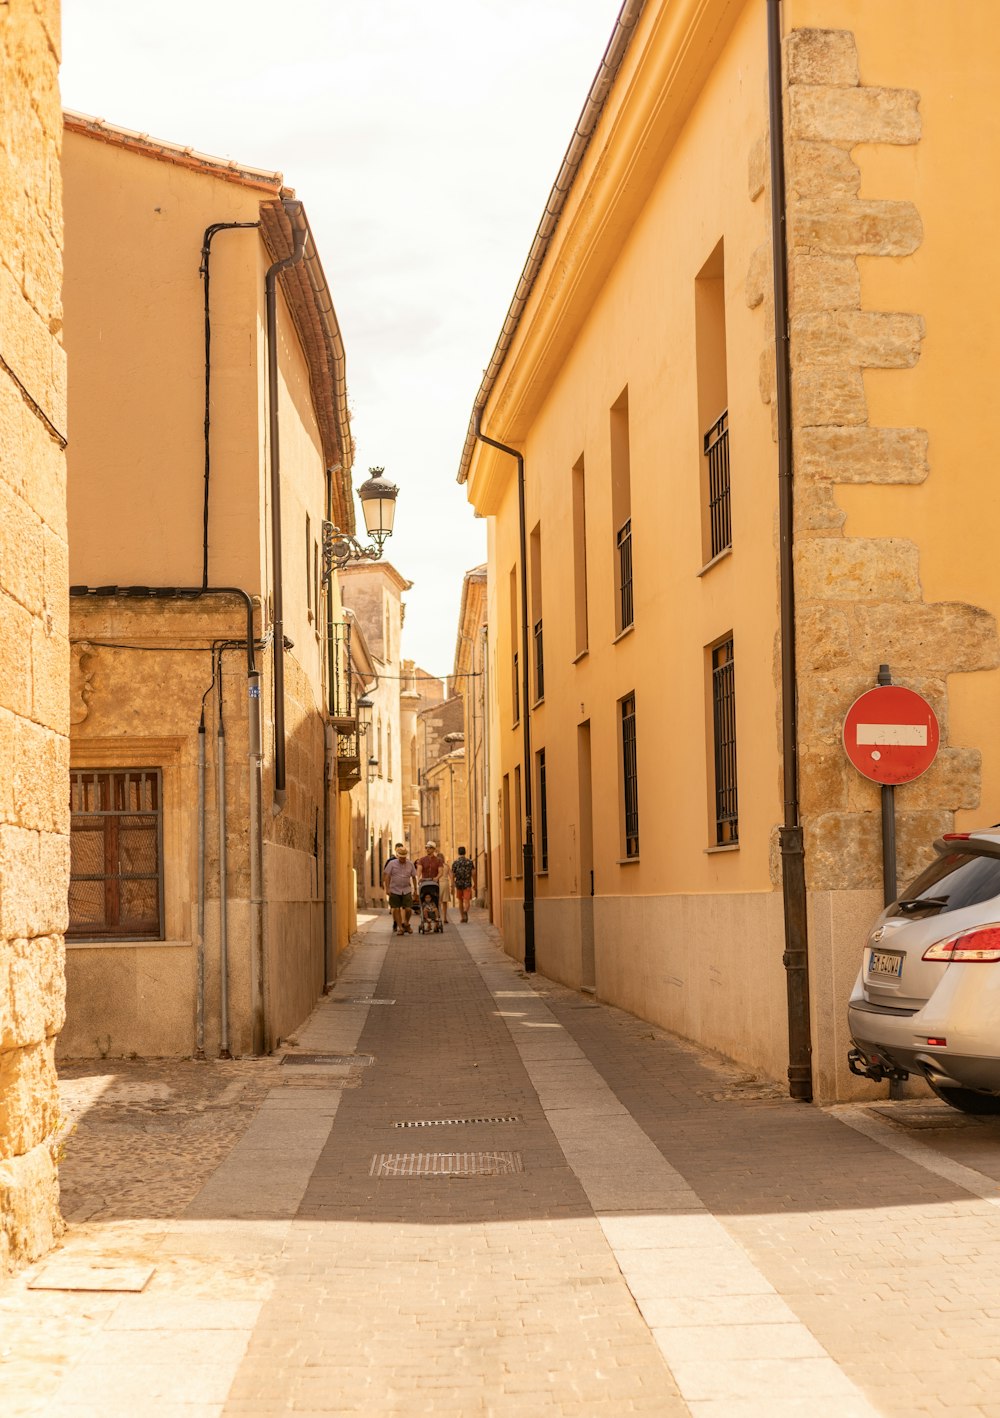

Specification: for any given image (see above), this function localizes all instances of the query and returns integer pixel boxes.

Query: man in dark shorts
[415,841,442,928]
[451,846,476,923]
[383,842,417,934]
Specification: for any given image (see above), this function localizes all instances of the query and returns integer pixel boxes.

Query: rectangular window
[696,239,730,565]
[711,637,738,845]
[611,388,633,634]
[314,540,321,629]
[620,694,639,859]
[536,748,548,872]
[306,514,313,618]
[69,770,163,940]
[502,774,512,879]
[514,764,523,879]
[572,454,589,656]
[530,523,543,702]
[510,564,519,723]
[704,409,730,560]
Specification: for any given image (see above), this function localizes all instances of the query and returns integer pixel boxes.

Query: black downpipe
[199,221,261,590]
[474,413,535,973]
[265,204,308,810]
[768,0,813,1102]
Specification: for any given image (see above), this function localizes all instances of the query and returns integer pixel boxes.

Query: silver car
[848,830,1000,1114]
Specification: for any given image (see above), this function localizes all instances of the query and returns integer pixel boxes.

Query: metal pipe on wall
[195,715,207,1058]
[248,669,265,1053]
[475,415,535,972]
[216,659,232,1059]
[767,0,813,1102]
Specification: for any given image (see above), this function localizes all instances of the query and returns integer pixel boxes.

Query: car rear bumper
[848,1000,1000,1093]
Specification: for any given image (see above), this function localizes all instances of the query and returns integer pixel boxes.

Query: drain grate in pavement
[330,997,396,1005]
[281,1054,374,1067]
[867,1102,990,1130]
[370,1151,524,1177]
[392,1115,521,1128]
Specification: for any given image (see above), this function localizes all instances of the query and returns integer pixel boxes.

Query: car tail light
[922,925,1000,962]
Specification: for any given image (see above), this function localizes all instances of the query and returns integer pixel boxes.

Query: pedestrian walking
[451,846,476,923]
[414,841,443,931]
[383,843,417,935]
[436,851,452,924]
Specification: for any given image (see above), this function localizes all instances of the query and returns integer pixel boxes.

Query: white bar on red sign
[855,723,928,747]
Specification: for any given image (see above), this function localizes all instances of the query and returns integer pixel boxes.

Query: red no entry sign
[843,685,939,785]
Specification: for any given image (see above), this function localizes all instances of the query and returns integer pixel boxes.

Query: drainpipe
[475,414,535,972]
[199,220,260,589]
[482,624,491,914]
[195,711,206,1058]
[768,0,813,1102]
[265,201,308,813]
[216,656,231,1058]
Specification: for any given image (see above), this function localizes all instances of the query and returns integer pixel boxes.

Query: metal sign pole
[877,663,898,908]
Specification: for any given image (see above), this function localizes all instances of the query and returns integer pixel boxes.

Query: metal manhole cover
[281,1054,374,1067]
[331,997,396,1005]
[370,1152,524,1177]
[392,1115,521,1128]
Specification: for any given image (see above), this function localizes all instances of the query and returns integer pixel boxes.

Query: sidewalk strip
[830,1102,1000,1207]
[465,927,880,1418]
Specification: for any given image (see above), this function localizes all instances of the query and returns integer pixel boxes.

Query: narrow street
[6,914,1000,1418]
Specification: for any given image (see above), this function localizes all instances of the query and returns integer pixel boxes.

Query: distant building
[453,566,490,914]
[338,562,411,903]
[400,661,445,858]
[63,115,359,1058]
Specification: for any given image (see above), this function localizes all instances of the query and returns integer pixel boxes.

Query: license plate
[868,949,904,979]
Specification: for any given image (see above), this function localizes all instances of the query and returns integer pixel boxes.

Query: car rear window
[890,849,1000,917]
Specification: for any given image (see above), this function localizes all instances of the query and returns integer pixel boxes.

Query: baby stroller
[417,880,443,934]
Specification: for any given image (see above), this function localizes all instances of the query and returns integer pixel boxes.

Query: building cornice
[464,0,741,516]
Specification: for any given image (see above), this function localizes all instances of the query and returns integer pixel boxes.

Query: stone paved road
[5,910,1000,1416]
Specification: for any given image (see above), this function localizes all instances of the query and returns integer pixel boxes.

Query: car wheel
[927,1081,1000,1115]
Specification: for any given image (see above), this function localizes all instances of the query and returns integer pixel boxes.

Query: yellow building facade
[463,0,1000,1101]
[63,117,360,1059]
[454,566,490,916]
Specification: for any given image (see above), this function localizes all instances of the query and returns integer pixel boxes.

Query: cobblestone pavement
[4,911,1000,1415]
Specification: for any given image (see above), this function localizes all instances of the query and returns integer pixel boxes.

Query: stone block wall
[0,0,68,1272]
[751,27,1000,896]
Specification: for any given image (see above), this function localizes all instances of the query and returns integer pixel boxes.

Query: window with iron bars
[533,619,544,702]
[616,518,633,633]
[621,693,639,859]
[69,769,163,940]
[537,748,548,872]
[512,649,520,724]
[704,409,730,560]
[712,637,738,844]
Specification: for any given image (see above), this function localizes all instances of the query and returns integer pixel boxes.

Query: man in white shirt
[383,842,417,935]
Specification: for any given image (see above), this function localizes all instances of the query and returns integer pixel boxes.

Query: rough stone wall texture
[752,27,1000,896]
[0,0,68,1273]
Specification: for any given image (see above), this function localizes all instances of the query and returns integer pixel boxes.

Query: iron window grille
[712,638,738,844]
[621,694,639,859]
[512,650,520,723]
[704,409,731,560]
[616,518,633,632]
[534,618,544,701]
[538,749,548,872]
[69,770,164,940]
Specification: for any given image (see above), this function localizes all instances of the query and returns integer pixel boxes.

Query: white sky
[60,0,623,677]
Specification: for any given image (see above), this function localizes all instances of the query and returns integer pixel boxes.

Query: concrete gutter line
[456,0,646,486]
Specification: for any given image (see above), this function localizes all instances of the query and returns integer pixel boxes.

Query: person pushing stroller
[415,841,444,934]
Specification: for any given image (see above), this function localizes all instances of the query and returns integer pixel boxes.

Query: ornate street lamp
[323,467,399,576]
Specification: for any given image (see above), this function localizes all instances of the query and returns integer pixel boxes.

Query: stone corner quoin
[0,0,68,1276]
[775,28,997,894]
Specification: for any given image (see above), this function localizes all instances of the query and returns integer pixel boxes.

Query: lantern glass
[361,495,396,540]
